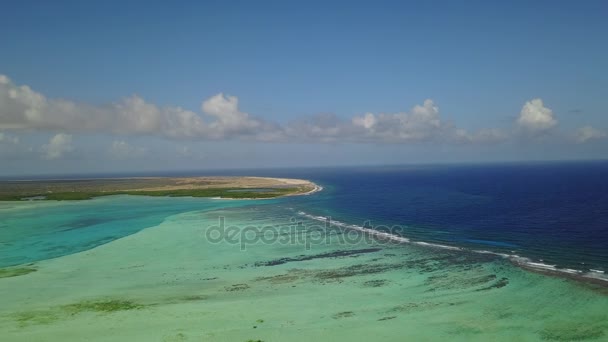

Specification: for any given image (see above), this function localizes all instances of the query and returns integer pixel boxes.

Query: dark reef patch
[11,299,145,327]
[386,302,441,313]
[314,262,406,282]
[476,277,509,291]
[254,248,382,267]
[255,273,300,284]
[180,294,209,302]
[362,279,389,287]
[62,299,145,313]
[12,310,61,327]
[332,311,355,319]
[425,271,499,292]
[539,323,605,341]
[0,266,37,279]
[225,284,250,292]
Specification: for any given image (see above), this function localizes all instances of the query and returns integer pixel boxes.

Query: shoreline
[212,183,323,200]
[0,176,321,201]
[3,177,604,290]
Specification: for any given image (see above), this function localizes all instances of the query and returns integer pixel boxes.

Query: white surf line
[297,210,608,283]
[509,256,608,282]
[301,184,323,195]
[298,211,409,243]
[208,181,323,200]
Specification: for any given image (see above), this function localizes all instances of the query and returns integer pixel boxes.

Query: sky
[1,0,607,176]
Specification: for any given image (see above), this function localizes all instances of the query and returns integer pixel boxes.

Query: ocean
[1,161,607,341]
[279,162,608,279]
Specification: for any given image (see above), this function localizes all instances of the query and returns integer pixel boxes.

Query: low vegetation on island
[0,176,319,201]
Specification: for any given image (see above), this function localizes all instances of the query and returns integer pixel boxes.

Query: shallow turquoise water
[0,195,273,267]
[1,194,607,341]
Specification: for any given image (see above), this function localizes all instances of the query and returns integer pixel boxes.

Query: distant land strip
[0,176,321,201]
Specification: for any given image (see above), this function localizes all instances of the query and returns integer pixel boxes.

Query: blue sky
[1,1,607,175]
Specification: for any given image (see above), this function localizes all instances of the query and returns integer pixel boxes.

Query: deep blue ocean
[2,161,607,276]
[277,161,608,274]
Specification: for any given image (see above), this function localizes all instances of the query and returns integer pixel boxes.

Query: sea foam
[297,210,608,283]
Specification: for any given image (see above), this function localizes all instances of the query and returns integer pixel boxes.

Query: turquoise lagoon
[0,194,607,341]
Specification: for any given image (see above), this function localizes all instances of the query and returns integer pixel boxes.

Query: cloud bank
[0,75,278,141]
[0,75,605,147]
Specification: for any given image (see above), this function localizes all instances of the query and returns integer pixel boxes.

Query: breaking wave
[297,210,608,283]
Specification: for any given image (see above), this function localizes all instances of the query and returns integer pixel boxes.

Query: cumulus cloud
[346,99,512,144]
[282,100,511,144]
[0,75,277,141]
[516,98,557,131]
[576,126,606,143]
[202,94,257,130]
[201,93,284,140]
[1,74,487,144]
[2,75,604,147]
[352,112,377,130]
[108,140,148,159]
[41,133,73,160]
[285,113,351,143]
[349,99,447,142]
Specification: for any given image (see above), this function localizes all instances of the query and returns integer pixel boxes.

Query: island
[0,176,321,201]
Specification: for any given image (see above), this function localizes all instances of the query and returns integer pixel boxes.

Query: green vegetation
[13,310,61,327]
[0,176,317,201]
[12,299,145,327]
[62,299,145,313]
[0,267,37,279]
[179,294,208,302]
[0,187,304,201]
[539,323,605,341]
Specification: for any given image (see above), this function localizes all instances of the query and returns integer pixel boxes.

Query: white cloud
[516,98,557,131]
[285,113,350,143]
[352,112,377,130]
[284,100,503,144]
[201,93,283,140]
[576,126,606,143]
[202,94,254,129]
[0,75,277,141]
[41,133,73,160]
[1,75,605,147]
[356,99,444,142]
[108,140,147,159]
[347,99,472,143]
